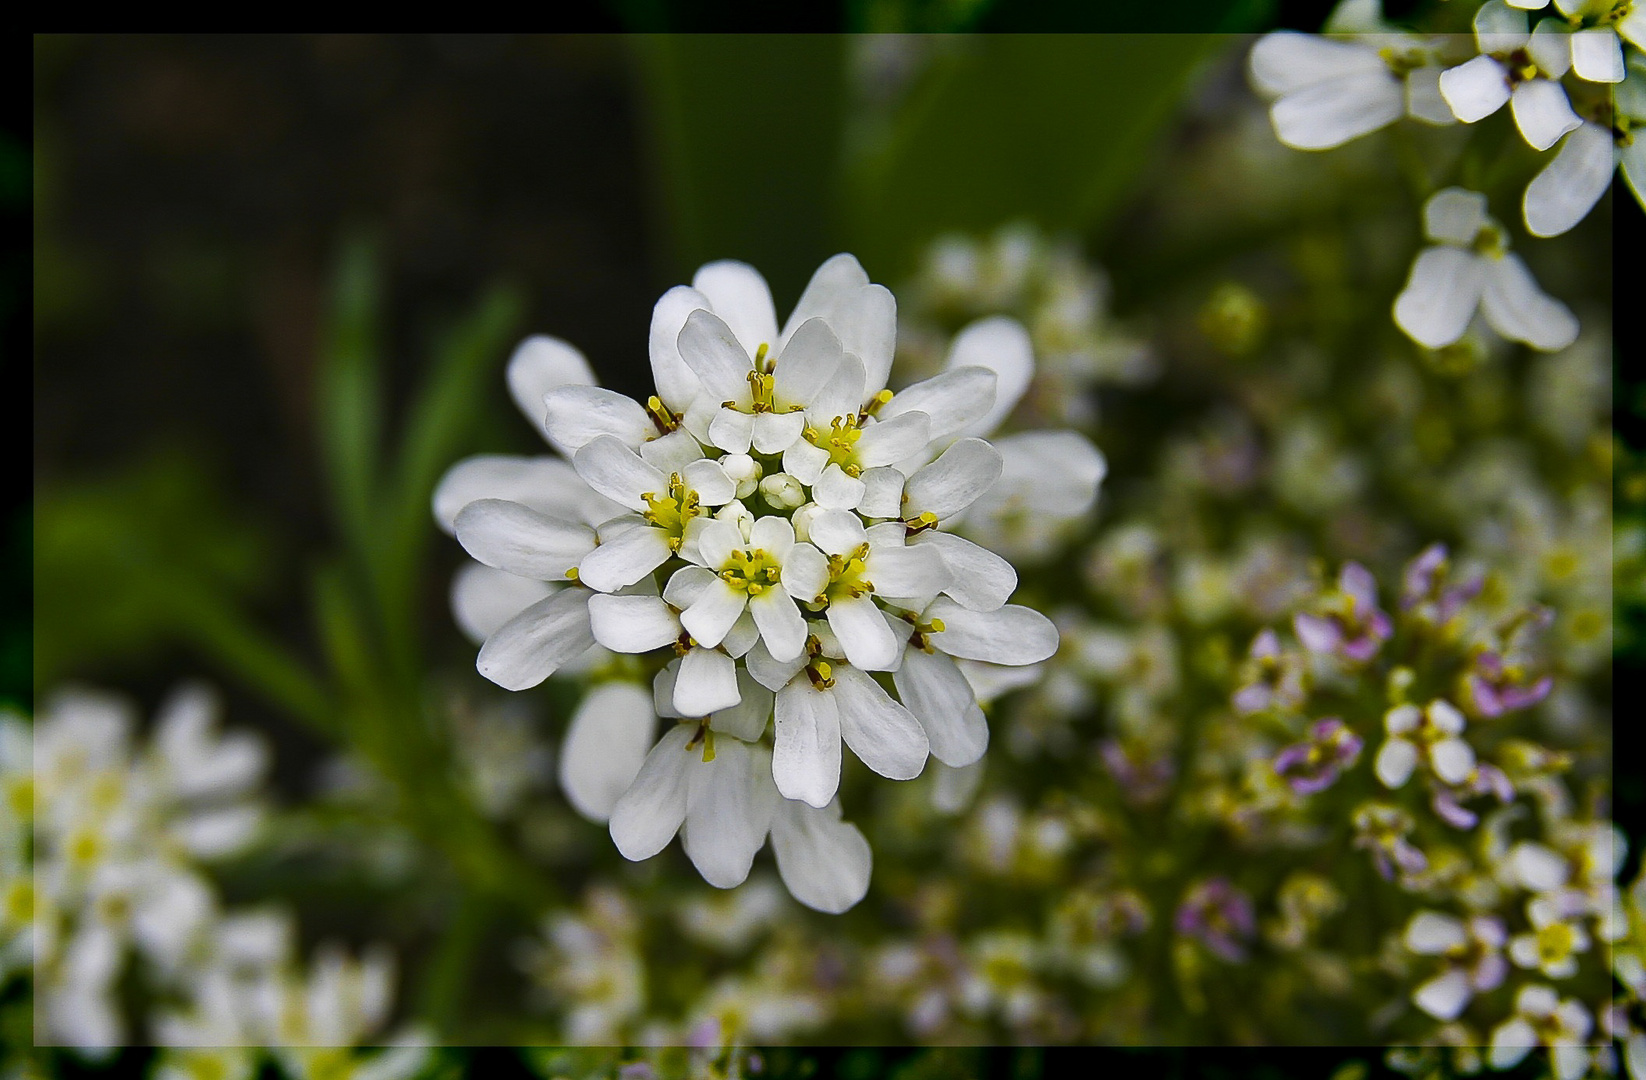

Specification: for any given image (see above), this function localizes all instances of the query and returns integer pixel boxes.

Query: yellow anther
[905,511,940,534]
[754,342,771,371]
[566,566,580,581]
[928,618,945,633]
[860,388,894,419]
[806,659,835,689]
[645,395,679,434]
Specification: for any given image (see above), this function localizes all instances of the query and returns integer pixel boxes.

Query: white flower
[1248,30,1457,151]
[1374,697,1477,788]
[1404,910,1510,1019]
[1505,0,1643,82]
[1509,892,1593,977]
[1489,984,1595,1080]
[1393,187,1578,351]
[1523,53,1646,235]
[1438,4,1586,146]
[438,253,1067,911]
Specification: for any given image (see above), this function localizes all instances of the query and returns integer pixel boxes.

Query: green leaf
[317,236,386,570]
[846,35,1229,280]
[628,35,849,303]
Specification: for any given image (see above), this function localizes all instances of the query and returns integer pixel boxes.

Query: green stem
[418,887,490,1038]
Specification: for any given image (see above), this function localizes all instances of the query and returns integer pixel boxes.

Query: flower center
[640,473,701,551]
[805,415,867,476]
[825,544,874,601]
[719,547,782,595]
[1536,921,1578,966]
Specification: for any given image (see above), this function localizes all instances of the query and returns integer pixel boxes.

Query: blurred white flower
[1523,52,1646,235]
[1248,30,1455,151]
[1489,983,1594,1079]
[1393,187,1578,350]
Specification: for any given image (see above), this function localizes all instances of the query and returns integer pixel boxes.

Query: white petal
[903,438,1003,521]
[1248,32,1387,96]
[782,438,832,486]
[865,541,950,601]
[746,639,808,692]
[1272,70,1403,149]
[807,463,863,511]
[855,412,933,468]
[932,758,986,814]
[663,564,717,608]
[1385,703,1422,735]
[968,431,1106,526]
[911,531,1016,611]
[1571,27,1623,82]
[742,514,793,559]
[678,309,754,406]
[1424,187,1489,244]
[832,664,929,780]
[946,317,1034,437]
[1524,122,1615,237]
[506,335,596,431]
[454,499,596,581]
[695,516,745,570]
[683,458,737,507]
[751,411,807,455]
[682,737,776,888]
[750,588,808,663]
[680,580,749,650]
[722,609,761,658]
[692,260,778,357]
[608,724,694,860]
[1428,734,1481,783]
[808,508,869,556]
[773,317,844,407]
[1481,253,1580,350]
[675,646,742,717]
[879,367,997,443]
[708,407,756,455]
[573,435,669,511]
[434,455,622,534]
[925,599,1058,666]
[828,595,903,671]
[1620,7,1646,48]
[640,428,705,475]
[893,646,988,767]
[540,385,655,457]
[576,526,674,594]
[1511,79,1582,151]
[1528,18,1573,77]
[1439,56,1512,123]
[780,542,830,604]
[1488,1018,1537,1070]
[1475,0,1530,53]
[782,255,897,396]
[773,679,842,808]
[805,352,870,433]
[1414,969,1474,1021]
[649,285,711,412]
[1405,65,1457,125]
[476,589,594,691]
[1622,137,1646,211]
[858,467,905,519]
[560,682,657,822]
[1374,737,1419,788]
[587,593,681,653]
[653,661,684,719]
[451,564,554,644]
[711,669,774,741]
[770,798,871,914]
[1393,247,1488,348]
[1406,911,1469,955]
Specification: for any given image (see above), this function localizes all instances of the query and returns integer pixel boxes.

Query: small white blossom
[1404,910,1510,1020]
[1374,697,1476,788]
[1489,984,1595,1080]
[1393,187,1578,351]
[1523,52,1646,235]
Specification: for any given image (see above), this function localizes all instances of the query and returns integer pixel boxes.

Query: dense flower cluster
[435,254,1088,912]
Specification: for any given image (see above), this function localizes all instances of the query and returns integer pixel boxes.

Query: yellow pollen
[640,473,701,552]
[860,388,894,419]
[645,395,679,435]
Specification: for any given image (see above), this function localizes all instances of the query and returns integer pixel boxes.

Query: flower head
[437,254,1068,911]
[1273,718,1364,795]
[1293,561,1392,662]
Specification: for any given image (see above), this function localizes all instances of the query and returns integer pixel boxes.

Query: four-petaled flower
[1375,698,1476,789]
[1294,561,1393,662]
[1404,909,1510,1020]
[1273,718,1364,795]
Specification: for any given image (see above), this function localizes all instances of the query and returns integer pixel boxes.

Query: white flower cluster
[9,689,423,1075]
[435,254,1079,913]
[1249,0,1639,351]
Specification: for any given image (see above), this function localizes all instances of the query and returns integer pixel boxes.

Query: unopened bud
[760,472,806,510]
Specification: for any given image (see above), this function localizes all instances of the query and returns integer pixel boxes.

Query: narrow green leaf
[317,236,385,569]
